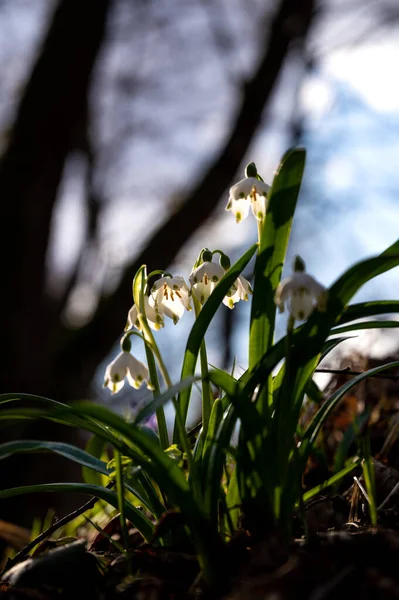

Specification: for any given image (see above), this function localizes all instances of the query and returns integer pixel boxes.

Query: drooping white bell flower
[226,177,270,223]
[189,261,226,305]
[126,294,164,331]
[104,351,150,394]
[150,276,192,324]
[274,258,327,322]
[223,275,253,309]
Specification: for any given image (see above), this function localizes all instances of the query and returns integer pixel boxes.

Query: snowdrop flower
[223,275,253,309]
[226,177,270,223]
[151,276,191,324]
[189,261,225,305]
[126,295,164,331]
[104,351,150,394]
[274,257,327,322]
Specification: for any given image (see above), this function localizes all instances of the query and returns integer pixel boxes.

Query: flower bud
[219,253,231,270]
[293,255,306,273]
[201,248,213,263]
[245,162,258,178]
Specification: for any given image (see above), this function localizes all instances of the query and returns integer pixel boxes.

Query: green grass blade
[337,301,399,325]
[305,379,324,406]
[249,147,306,368]
[0,406,129,450]
[331,320,399,336]
[202,398,223,468]
[126,471,166,519]
[0,404,184,505]
[333,411,370,480]
[206,368,238,399]
[135,376,200,424]
[0,440,109,475]
[0,483,154,541]
[302,360,399,456]
[277,239,399,419]
[204,405,237,526]
[224,466,240,535]
[0,392,69,407]
[82,435,108,486]
[361,447,377,525]
[207,371,262,438]
[302,459,361,503]
[114,449,129,548]
[0,437,162,517]
[174,242,257,441]
[45,401,224,579]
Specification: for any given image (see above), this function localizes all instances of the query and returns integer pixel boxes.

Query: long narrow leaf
[0,440,109,475]
[249,147,306,367]
[82,435,108,486]
[337,301,399,325]
[330,320,399,336]
[280,239,399,415]
[302,459,361,503]
[0,483,154,541]
[302,360,399,455]
[135,376,200,424]
[174,243,257,439]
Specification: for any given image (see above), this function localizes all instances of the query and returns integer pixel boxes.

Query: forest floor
[2,356,399,599]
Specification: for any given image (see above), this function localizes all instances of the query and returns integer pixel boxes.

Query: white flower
[226,177,270,223]
[274,272,327,322]
[126,295,164,331]
[223,275,253,309]
[151,276,192,324]
[104,351,150,394]
[189,261,225,305]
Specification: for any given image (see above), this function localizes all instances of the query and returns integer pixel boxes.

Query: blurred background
[1,0,399,531]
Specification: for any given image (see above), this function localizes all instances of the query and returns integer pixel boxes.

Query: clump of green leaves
[2,148,399,585]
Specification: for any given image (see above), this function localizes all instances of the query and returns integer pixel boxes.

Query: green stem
[193,296,213,437]
[114,449,129,550]
[144,343,169,450]
[257,217,264,247]
[138,310,201,500]
[136,272,170,450]
[360,432,377,526]
[121,328,169,449]
[274,315,295,524]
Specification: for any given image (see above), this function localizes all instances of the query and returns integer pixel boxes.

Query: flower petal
[151,276,192,323]
[104,351,150,394]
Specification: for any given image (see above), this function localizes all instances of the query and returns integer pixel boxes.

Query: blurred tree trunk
[0,0,110,397]
[0,0,111,533]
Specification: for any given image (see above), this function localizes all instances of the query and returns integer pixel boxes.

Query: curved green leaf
[0,440,109,475]
[135,376,200,424]
[302,360,399,456]
[174,243,258,439]
[205,405,237,525]
[337,301,399,325]
[0,483,154,541]
[302,459,361,504]
[0,392,70,408]
[82,435,108,486]
[331,319,399,336]
[224,467,240,534]
[279,239,399,416]
[249,147,306,367]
